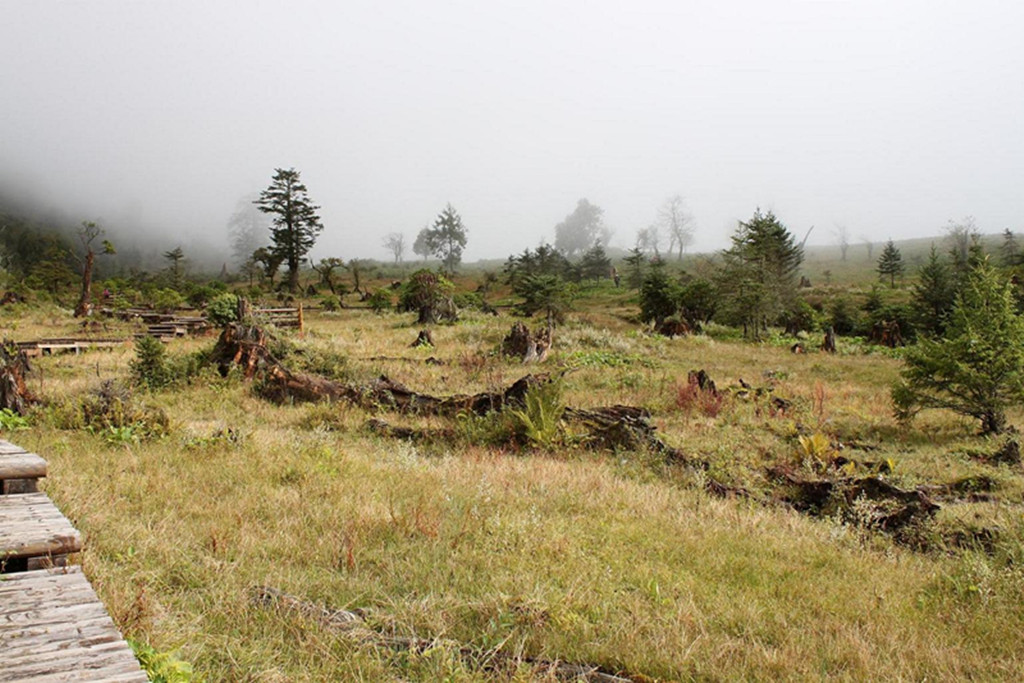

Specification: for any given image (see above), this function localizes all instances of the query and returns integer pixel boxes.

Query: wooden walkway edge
[0,439,147,681]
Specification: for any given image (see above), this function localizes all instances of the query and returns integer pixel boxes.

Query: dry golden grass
[6,296,1024,681]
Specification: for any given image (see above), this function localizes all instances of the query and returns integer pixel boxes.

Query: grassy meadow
[3,270,1024,681]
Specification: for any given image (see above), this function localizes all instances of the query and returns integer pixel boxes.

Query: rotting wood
[250,585,633,683]
[821,326,837,354]
[767,466,939,531]
[501,322,551,363]
[260,367,549,417]
[0,343,34,415]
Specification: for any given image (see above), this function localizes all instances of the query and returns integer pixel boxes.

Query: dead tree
[73,221,115,317]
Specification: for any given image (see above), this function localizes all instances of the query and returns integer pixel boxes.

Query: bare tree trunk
[74,249,95,317]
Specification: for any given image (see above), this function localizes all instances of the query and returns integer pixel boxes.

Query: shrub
[45,381,169,439]
[150,288,186,313]
[205,292,240,326]
[675,382,727,418]
[131,335,172,389]
[367,289,393,314]
[320,295,341,312]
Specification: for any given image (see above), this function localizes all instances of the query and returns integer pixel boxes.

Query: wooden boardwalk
[0,567,147,682]
[0,439,147,681]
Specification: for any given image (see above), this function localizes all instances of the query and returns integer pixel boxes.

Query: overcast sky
[2,1,1022,262]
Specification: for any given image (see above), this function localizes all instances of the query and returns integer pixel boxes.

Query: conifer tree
[876,240,904,288]
[717,209,803,339]
[911,245,955,337]
[894,259,1024,434]
[424,204,467,274]
[254,168,324,292]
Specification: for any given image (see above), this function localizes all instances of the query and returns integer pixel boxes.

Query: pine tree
[424,204,468,274]
[876,240,905,288]
[578,242,612,280]
[894,259,1024,434]
[911,245,955,337]
[254,168,324,292]
[716,209,803,339]
[1001,229,1020,267]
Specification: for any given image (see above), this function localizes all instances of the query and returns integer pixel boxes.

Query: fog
[2,1,1022,264]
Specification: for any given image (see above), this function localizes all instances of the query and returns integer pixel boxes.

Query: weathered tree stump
[687,369,718,395]
[0,344,34,414]
[656,319,691,338]
[411,329,434,348]
[501,323,550,363]
[822,326,837,354]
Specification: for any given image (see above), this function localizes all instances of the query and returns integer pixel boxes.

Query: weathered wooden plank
[0,567,147,682]
[0,493,82,567]
[0,452,48,480]
[0,440,27,455]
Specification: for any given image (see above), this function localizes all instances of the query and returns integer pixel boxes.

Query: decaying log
[501,322,550,363]
[768,466,939,531]
[687,369,717,395]
[869,320,905,348]
[250,586,633,683]
[564,405,704,468]
[0,343,34,414]
[259,365,550,418]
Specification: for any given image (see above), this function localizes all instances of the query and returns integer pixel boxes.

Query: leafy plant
[0,408,30,431]
[128,639,196,682]
[366,289,393,313]
[205,292,240,326]
[510,380,565,448]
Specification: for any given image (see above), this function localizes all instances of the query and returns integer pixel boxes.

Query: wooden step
[0,566,148,681]
[0,493,82,572]
[0,451,47,494]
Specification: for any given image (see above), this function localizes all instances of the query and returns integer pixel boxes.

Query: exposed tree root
[250,585,636,683]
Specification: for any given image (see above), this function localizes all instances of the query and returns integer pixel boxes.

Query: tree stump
[0,344,34,414]
[822,326,837,354]
[411,329,435,348]
[501,323,550,363]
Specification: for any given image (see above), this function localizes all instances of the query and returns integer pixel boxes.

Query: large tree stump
[212,322,270,379]
[0,344,34,414]
[501,323,550,363]
[821,326,837,354]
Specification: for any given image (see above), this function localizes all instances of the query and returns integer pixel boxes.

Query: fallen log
[259,364,550,417]
[768,466,939,531]
[564,405,705,468]
[250,586,634,683]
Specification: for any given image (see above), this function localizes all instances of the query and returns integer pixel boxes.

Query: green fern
[510,380,565,448]
[128,639,196,682]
